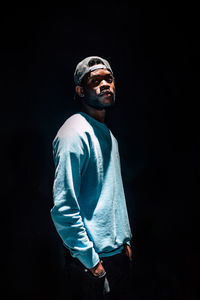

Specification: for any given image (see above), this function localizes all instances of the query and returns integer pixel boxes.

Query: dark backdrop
[1,5,199,300]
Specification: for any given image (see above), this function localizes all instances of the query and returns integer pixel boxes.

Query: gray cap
[74,56,113,86]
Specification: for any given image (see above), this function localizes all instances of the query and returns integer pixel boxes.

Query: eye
[107,77,113,83]
[106,75,114,83]
[92,79,99,84]
[91,78,100,86]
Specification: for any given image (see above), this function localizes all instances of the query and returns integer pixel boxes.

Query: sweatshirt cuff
[71,247,100,269]
[126,240,131,247]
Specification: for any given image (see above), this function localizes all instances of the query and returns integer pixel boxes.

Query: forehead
[88,68,112,78]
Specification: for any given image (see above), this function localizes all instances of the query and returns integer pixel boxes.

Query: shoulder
[53,113,91,153]
[56,113,91,139]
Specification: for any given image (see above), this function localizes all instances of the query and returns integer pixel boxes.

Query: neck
[81,103,106,123]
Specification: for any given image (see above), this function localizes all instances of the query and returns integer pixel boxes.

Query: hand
[124,244,132,261]
[89,260,105,277]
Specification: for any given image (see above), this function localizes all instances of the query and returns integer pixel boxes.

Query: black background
[1,4,199,300]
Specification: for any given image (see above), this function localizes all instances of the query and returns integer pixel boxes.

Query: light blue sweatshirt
[51,112,132,269]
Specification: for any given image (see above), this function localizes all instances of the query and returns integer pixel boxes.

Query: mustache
[99,90,114,97]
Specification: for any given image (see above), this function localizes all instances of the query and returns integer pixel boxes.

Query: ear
[75,85,84,97]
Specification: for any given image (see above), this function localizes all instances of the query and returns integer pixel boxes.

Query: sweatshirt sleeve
[50,130,100,269]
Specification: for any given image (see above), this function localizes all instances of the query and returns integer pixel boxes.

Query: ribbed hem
[98,244,127,258]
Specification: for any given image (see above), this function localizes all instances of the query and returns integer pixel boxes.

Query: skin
[75,68,115,123]
[75,67,132,276]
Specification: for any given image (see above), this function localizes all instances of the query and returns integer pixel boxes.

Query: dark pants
[61,247,134,300]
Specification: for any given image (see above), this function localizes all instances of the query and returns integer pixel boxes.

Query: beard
[83,92,116,111]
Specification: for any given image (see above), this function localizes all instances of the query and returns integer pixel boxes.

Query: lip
[99,91,113,97]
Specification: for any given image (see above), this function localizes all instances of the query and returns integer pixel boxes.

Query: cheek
[85,89,96,97]
[111,83,115,91]
[94,87,100,95]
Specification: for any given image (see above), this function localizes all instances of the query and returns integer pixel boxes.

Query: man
[51,56,133,299]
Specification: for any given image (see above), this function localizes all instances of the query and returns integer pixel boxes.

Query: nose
[100,79,110,91]
[101,79,108,85]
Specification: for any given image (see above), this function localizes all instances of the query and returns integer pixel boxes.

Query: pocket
[122,251,131,262]
[82,268,106,297]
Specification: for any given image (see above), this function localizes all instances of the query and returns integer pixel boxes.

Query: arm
[50,131,100,269]
[124,244,132,261]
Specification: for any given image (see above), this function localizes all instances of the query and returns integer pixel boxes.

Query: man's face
[82,68,116,110]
